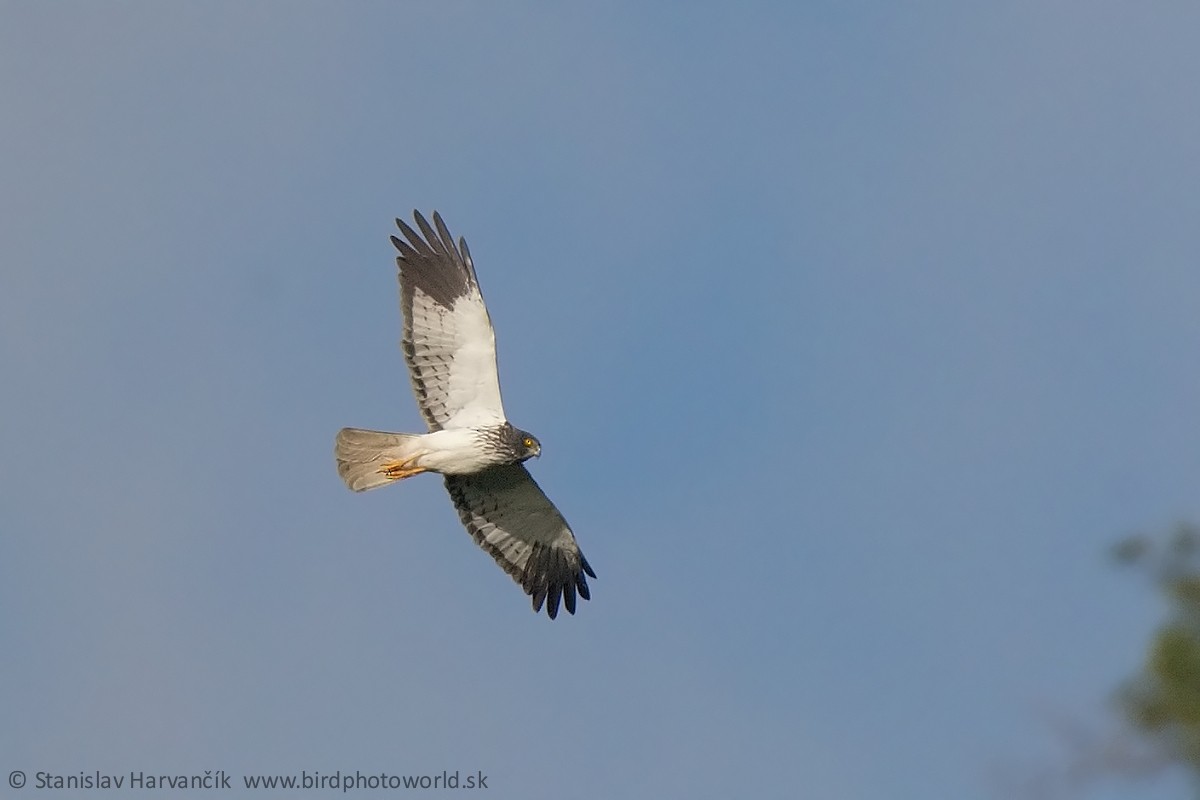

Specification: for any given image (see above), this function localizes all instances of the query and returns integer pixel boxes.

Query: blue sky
[3,3,1200,798]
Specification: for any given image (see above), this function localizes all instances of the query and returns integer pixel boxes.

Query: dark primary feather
[393,210,477,309]
[444,464,595,620]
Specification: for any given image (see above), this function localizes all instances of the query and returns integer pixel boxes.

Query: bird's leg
[377,458,428,481]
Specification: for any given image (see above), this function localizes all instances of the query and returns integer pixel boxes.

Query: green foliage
[1116,523,1200,771]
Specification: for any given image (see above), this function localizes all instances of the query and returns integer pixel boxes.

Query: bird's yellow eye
[522,437,535,448]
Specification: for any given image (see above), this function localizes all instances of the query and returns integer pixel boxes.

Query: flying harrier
[335,211,595,619]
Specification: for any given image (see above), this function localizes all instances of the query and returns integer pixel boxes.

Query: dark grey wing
[444,465,596,619]
[391,211,506,431]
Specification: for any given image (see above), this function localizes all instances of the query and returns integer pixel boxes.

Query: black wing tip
[394,209,443,225]
[528,556,596,620]
[390,234,421,265]
[392,210,463,262]
[391,209,473,306]
[392,217,425,254]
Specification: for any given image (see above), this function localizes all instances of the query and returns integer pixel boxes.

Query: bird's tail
[335,428,425,492]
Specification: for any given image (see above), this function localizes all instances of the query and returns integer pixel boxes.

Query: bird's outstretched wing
[392,211,506,431]
[444,465,596,619]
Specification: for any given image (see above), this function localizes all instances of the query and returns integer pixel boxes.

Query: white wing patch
[406,287,506,430]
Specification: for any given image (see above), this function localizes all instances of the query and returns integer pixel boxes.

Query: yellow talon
[377,459,427,481]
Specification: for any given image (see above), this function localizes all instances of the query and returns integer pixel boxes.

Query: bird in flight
[335,211,595,619]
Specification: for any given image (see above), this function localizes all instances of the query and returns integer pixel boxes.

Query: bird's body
[336,424,538,487]
[335,211,594,619]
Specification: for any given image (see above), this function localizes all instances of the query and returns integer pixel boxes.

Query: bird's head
[513,428,541,461]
